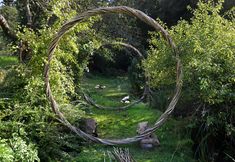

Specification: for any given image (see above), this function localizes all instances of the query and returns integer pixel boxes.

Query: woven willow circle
[83,41,148,110]
[100,42,144,58]
[44,6,182,145]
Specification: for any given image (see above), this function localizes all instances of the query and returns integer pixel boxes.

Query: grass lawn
[68,74,195,162]
[0,56,18,84]
[0,56,18,69]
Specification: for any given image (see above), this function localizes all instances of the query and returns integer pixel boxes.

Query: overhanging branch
[0,14,17,40]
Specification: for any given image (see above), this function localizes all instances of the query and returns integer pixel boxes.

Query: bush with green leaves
[143,0,235,161]
[0,1,103,161]
[0,134,39,162]
[144,0,235,105]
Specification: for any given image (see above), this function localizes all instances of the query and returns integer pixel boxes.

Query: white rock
[124,100,130,104]
[100,85,106,89]
[121,95,129,101]
[95,85,100,89]
[85,67,89,73]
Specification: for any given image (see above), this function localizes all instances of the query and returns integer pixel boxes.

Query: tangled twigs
[44,6,182,145]
[111,148,136,162]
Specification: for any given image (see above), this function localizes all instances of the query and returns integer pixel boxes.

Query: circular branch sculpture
[83,41,147,110]
[44,6,183,145]
[83,86,148,110]
[102,41,144,59]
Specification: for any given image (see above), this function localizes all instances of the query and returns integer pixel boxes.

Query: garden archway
[44,6,182,145]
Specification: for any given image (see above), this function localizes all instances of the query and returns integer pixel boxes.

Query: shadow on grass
[67,74,195,162]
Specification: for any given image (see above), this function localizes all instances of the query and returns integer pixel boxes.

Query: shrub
[143,0,235,161]
[0,1,101,161]
[0,134,39,162]
[144,0,235,105]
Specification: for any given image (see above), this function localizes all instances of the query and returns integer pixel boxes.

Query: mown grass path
[74,74,195,162]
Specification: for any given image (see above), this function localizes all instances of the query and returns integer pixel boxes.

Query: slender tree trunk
[0,14,31,62]
[0,14,17,41]
[25,0,33,27]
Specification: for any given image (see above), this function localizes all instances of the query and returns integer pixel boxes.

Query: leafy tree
[145,0,235,104]
[144,0,235,161]
[0,0,105,160]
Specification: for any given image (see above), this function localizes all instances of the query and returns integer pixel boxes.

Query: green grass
[0,53,195,161]
[0,56,18,69]
[0,55,194,161]
[67,74,195,162]
[0,56,18,84]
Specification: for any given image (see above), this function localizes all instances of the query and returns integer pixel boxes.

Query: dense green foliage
[0,134,39,162]
[145,1,235,104]
[144,1,235,161]
[0,1,102,161]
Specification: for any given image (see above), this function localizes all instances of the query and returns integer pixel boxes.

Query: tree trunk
[0,14,17,41]
[0,14,31,62]
[25,0,33,27]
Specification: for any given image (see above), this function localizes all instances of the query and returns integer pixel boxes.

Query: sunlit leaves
[0,135,39,162]
[144,0,235,104]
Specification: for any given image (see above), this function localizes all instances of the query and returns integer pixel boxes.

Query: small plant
[0,134,39,162]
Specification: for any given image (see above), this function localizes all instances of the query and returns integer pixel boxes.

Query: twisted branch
[101,41,144,59]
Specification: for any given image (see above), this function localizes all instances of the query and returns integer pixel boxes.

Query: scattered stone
[137,121,160,149]
[121,95,130,103]
[95,84,100,89]
[78,118,98,137]
[137,122,148,134]
[85,67,89,73]
[124,100,130,104]
[100,85,106,89]
[95,84,106,89]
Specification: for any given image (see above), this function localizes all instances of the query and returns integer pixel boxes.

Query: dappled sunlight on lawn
[104,91,127,97]
[78,74,194,161]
